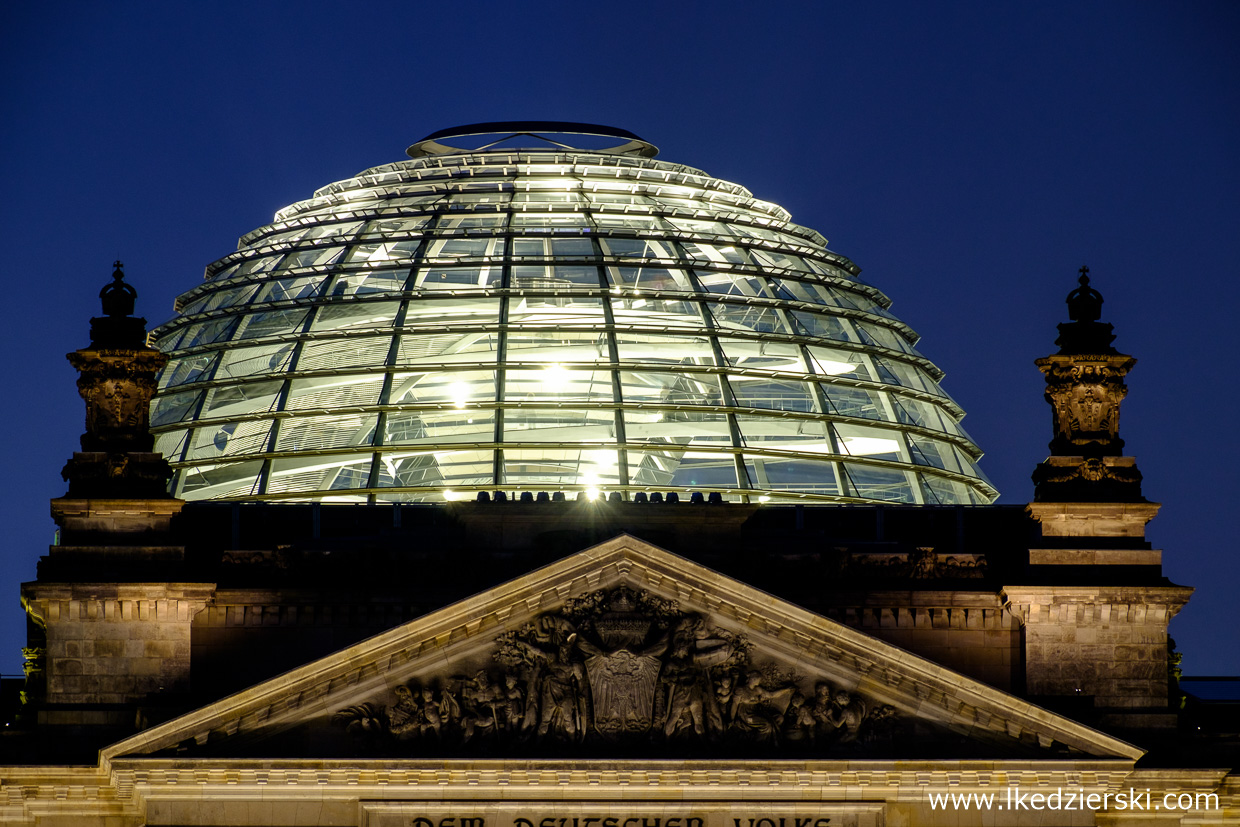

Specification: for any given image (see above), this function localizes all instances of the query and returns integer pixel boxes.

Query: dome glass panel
[151,125,996,504]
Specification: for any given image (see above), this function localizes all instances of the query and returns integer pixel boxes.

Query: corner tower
[1005,268,1191,731]
[21,265,209,744]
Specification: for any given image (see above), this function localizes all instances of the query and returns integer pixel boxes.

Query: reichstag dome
[149,123,996,505]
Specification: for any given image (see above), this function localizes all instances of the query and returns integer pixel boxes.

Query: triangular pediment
[103,535,1141,764]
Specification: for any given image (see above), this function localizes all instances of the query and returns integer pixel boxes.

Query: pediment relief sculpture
[109,538,1142,763]
[332,585,899,756]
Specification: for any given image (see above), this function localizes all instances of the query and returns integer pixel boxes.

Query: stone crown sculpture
[1032,267,1144,502]
[61,262,172,498]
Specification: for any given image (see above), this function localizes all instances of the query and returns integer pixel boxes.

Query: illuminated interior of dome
[149,124,996,504]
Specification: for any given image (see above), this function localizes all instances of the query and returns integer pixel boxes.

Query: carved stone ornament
[68,348,168,454]
[1034,457,1141,485]
[1036,354,1135,457]
[100,260,138,318]
[333,586,898,755]
[823,547,988,580]
[60,262,173,497]
[61,344,172,498]
[1036,269,1139,458]
[1031,455,1144,503]
[1032,270,1147,503]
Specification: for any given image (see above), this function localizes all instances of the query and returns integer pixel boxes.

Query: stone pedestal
[1003,585,1192,714]
[21,582,215,726]
[1010,273,1196,729]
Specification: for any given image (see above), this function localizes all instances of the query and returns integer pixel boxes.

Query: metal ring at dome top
[407,122,659,159]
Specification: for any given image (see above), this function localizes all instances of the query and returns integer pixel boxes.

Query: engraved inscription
[360,802,877,827]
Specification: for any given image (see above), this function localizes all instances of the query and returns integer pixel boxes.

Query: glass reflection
[151,147,994,505]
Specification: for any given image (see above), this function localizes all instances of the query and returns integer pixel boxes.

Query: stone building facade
[1,130,1235,826]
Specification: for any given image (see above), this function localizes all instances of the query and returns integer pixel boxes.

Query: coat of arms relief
[334,586,896,754]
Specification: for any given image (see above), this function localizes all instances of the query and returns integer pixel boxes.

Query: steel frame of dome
[149,125,997,505]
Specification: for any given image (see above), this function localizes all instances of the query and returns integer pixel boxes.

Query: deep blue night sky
[2,2,1236,677]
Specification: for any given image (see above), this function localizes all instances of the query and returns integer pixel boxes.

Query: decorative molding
[1001,586,1195,626]
[1035,353,1135,457]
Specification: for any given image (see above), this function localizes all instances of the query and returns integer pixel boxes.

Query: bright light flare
[541,364,571,392]
[448,382,470,409]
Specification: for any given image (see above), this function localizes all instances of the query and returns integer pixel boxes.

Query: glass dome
[149,124,996,505]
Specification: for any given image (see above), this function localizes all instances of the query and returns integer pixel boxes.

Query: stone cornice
[8,760,1238,827]
[21,582,216,605]
[110,757,1143,798]
[1001,585,1196,625]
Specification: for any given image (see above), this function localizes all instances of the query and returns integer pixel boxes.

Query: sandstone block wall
[190,591,425,700]
[22,583,213,718]
[1002,586,1193,710]
[819,592,1021,691]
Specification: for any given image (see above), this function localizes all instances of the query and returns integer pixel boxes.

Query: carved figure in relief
[534,628,589,741]
[658,615,733,739]
[715,673,735,728]
[388,685,421,739]
[826,689,868,743]
[810,682,837,735]
[498,615,591,741]
[781,692,817,744]
[458,670,502,741]
[501,675,526,733]
[867,704,897,734]
[730,672,794,743]
[910,547,937,579]
[419,686,445,738]
[441,685,463,729]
